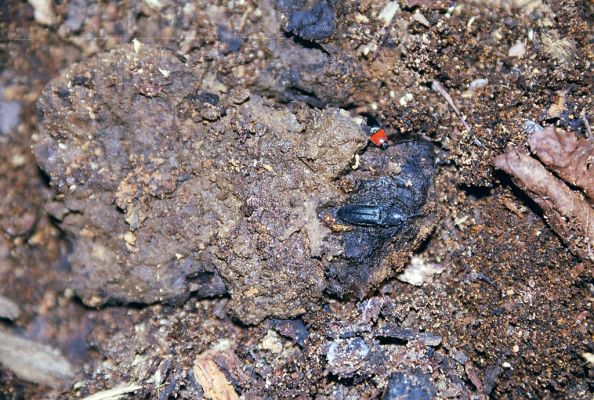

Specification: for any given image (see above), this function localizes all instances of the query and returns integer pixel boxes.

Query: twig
[82,384,142,400]
[238,3,254,33]
[372,1,400,61]
[431,80,472,132]
[584,116,592,139]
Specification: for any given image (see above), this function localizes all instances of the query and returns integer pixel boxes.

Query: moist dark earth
[0,0,592,399]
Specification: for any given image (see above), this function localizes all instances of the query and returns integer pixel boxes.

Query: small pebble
[508,40,526,58]
[0,295,21,320]
[0,98,22,134]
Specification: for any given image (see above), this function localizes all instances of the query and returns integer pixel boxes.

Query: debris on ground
[495,126,594,263]
[0,91,22,134]
[192,351,240,400]
[0,328,74,388]
[382,370,436,400]
[27,0,58,26]
[81,384,143,400]
[528,126,594,200]
[284,0,337,41]
[398,255,445,286]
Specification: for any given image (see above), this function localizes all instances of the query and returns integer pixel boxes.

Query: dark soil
[0,0,592,399]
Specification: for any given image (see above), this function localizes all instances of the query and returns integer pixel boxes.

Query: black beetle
[337,204,407,229]
[323,139,437,298]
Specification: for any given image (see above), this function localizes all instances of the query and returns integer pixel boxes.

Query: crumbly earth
[33,42,439,324]
[1,0,592,399]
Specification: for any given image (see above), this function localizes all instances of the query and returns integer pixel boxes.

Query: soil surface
[1,0,592,399]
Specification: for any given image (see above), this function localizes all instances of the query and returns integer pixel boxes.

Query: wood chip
[412,10,431,27]
[193,351,240,400]
[0,328,74,388]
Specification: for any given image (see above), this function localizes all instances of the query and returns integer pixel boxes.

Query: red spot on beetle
[369,127,388,149]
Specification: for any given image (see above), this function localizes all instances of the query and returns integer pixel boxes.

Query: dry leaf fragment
[528,126,594,201]
[495,148,594,263]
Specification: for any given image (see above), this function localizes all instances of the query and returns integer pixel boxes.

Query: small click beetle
[337,204,408,229]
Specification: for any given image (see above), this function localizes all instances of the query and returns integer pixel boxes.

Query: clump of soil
[34,41,439,325]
